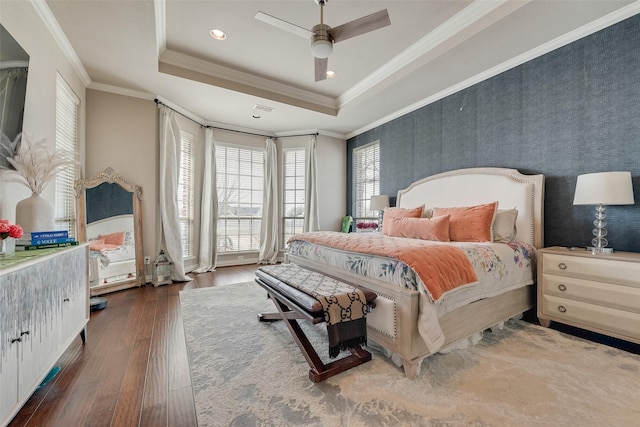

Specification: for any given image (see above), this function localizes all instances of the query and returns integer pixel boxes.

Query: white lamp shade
[311,39,332,58]
[573,171,635,205]
[370,195,390,211]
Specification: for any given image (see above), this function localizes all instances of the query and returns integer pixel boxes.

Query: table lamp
[370,195,390,231]
[573,171,634,254]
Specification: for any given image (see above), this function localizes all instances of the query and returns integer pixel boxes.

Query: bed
[87,214,137,289]
[286,167,544,378]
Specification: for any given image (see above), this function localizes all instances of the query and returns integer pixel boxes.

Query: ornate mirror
[74,167,144,295]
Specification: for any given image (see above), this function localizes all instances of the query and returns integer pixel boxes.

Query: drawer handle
[558,284,567,292]
[20,330,30,337]
[558,263,567,270]
[558,306,567,313]
[63,298,70,302]
[10,337,21,344]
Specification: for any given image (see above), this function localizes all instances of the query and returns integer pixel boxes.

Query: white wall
[85,89,157,261]
[316,134,346,231]
[0,2,86,222]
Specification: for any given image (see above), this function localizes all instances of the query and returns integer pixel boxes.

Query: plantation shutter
[178,130,195,257]
[216,144,264,253]
[282,148,305,246]
[54,74,80,237]
[352,141,380,219]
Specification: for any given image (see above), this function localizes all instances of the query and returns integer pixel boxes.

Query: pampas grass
[0,133,21,170]
[2,133,76,194]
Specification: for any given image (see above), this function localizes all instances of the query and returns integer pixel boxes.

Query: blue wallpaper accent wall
[347,14,640,253]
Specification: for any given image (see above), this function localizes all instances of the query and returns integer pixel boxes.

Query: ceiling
[44,0,639,139]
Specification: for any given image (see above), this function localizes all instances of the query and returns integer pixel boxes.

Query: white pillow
[493,208,518,242]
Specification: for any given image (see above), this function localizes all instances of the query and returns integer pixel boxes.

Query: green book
[16,241,79,251]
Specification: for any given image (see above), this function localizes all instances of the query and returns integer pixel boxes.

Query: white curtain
[258,137,279,264]
[193,127,218,273]
[158,105,190,281]
[303,134,320,232]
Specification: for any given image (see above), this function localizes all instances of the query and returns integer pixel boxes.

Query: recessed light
[210,29,226,40]
[326,70,336,79]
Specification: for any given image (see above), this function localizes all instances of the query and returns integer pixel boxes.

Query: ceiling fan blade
[329,9,391,43]
[315,57,328,82]
[254,11,314,39]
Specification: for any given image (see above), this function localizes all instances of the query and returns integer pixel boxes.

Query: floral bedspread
[287,238,535,303]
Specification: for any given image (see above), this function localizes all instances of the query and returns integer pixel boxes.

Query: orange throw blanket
[288,232,478,301]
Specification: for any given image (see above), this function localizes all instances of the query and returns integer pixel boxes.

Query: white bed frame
[288,167,544,378]
[87,214,136,290]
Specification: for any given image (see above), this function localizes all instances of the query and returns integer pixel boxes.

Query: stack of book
[16,230,78,250]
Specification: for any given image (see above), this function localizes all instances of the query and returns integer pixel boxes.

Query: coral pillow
[90,243,120,252]
[89,238,105,251]
[98,231,126,246]
[433,202,498,242]
[382,205,423,231]
[384,215,451,241]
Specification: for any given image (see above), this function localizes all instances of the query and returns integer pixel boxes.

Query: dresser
[537,246,640,344]
[0,244,89,426]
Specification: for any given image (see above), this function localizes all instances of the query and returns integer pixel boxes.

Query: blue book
[30,230,69,244]
[32,237,75,245]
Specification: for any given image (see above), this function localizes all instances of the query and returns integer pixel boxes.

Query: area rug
[180,282,640,427]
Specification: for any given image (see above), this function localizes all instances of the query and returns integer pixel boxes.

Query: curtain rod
[154,99,318,139]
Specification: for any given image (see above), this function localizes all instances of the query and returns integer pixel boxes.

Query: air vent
[253,104,274,113]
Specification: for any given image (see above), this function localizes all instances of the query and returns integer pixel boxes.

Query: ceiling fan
[254,0,391,82]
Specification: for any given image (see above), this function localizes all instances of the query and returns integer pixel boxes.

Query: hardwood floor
[8,264,257,427]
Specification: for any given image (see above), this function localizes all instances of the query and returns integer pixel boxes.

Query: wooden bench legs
[256,279,371,383]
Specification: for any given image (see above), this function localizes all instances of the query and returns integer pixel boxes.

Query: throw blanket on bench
[288,231,479,301]
[258,264,369,358]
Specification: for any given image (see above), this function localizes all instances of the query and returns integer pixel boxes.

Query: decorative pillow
[384,215,451,241]
[432,201,498,242]
[493,208,518,242]
[382,205,423,230]
[89,243,120,252]
[89,238,106,251]
[98,231,126,246]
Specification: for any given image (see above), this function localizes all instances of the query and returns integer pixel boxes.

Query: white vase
[15,192,56,234]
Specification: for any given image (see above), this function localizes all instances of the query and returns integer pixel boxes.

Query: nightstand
[537,246,640,345]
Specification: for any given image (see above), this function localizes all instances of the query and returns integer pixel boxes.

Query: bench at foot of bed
[255,265,376,383]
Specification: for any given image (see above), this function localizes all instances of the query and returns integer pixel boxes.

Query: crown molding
[31,0,91,87]
[88,82,155,101]
[159,49,338,116]
[346,0,640,139]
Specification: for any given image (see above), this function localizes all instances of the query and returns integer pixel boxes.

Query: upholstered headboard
[396,168,545,248]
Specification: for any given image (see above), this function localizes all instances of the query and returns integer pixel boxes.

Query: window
[178,130,195,257]
[282,148,305,246]
[352,141,380,219]
[54,74,80,237]
[216,144,264,253]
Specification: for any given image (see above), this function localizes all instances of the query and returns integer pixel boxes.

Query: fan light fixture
[310,23,332,58]
[311,38,332,58]
[254,1,390,82]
